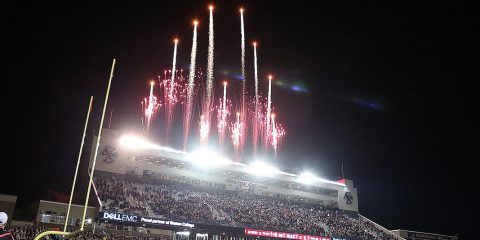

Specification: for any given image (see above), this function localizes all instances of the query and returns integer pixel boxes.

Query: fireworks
[200,5,215,144]
[230,112,242,156]
[217,81,231,150]
[265,74,273,149]
[239,6,248,154]
[270,113,286,156]
[252,41,260,155]
[138,5,286,160]
[184,20,198,149]
[142,81,161,135]
[164,39,179,141]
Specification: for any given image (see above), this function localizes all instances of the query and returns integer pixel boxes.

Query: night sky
[5,1,472,237]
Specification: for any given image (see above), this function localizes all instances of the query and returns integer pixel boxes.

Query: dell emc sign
[103,212,138,223]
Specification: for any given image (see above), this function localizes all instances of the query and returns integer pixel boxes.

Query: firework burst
[230,112,243,157]
[137,5,288,160]
[217,81,231,150]
[142,81,161,135]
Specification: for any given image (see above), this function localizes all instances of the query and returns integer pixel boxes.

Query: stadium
[4,128,405,240]
[3,1,463,240]
[3,128,458,239]
[91,129,371,240]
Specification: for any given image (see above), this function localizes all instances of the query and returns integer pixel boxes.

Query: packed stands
[95,174,398,240]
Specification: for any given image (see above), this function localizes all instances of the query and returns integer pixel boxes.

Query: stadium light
[249,161,279,177]
[119,135,156,149]
[299,172,317,184]
[119,135,187,155]
[189,147,231,168]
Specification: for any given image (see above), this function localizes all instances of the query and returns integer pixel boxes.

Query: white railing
[358,214,405,240]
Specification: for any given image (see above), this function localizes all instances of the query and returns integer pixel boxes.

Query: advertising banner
[245,228,331,240]
[99,212,195,228]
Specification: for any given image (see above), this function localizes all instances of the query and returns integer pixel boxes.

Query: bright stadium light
[249,161,279,177]
[119,135,187,155]
[299,172,317,184]
[119,135,156,149]
[189,147,231,168]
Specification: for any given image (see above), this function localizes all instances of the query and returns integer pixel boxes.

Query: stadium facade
[90,129,358,213]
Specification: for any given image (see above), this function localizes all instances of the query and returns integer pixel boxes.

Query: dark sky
[5,1,473,237]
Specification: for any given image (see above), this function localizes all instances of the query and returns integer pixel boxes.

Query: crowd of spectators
[4,224,48,240]
[94,175,398,240]
[4,224,162,239]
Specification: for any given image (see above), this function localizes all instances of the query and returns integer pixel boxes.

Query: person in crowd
[0,212,14,240]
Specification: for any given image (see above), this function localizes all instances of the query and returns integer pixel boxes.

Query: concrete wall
[337,179,359,212]
[89,128,129,175]
[36,200,98,226]
[0,194,17,224]
[391,229,458,240]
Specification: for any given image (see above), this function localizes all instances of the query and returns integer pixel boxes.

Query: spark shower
[141,5,285,160]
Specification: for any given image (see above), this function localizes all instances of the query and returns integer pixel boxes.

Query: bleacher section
[95,173,398,240]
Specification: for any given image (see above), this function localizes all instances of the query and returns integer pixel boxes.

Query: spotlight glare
[119,135,155,150]
[299,172,317,184]
[249,161,279,177]
[189,147,231,168]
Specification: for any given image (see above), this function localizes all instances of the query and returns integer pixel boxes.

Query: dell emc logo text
[103,212,138,222]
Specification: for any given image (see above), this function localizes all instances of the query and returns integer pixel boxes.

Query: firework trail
[142,81,161,135]
[264,74,273,149]
[239,7,248,154]
[184,20,198,149]
[160,69,186,142]
[252,41,259,155]
[164,39,179,141]
[200,5,215,144]
[253,42,259,108]
[217,81,230,150]
[230,112,242,157]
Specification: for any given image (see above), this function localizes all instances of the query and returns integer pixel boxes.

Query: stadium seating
[95,174,398,240]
